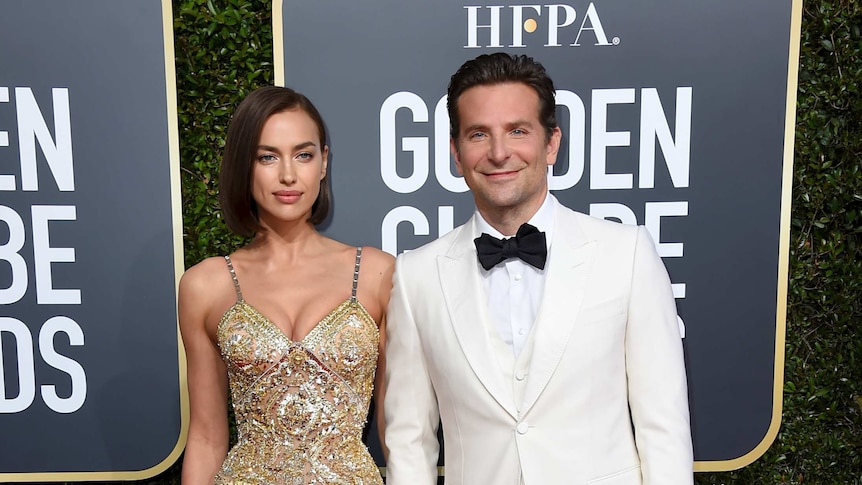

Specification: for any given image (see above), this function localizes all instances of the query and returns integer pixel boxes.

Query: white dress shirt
[475,193,556,358]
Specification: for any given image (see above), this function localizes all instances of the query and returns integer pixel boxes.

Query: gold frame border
[274,0,285,87]
[272,0,804,473]
[0,0,188,481]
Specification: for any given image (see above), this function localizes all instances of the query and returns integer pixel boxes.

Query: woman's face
[251,109,328,228]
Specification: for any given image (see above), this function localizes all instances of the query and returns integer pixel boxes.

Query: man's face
[451,82,561,224]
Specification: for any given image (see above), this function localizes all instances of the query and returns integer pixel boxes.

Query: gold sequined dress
[214,248,383,484]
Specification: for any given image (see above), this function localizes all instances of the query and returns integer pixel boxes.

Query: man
[384,53,693,485]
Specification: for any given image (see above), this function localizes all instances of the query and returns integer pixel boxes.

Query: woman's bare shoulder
[358,247,394,306]
[359,246,395,274]
[181,256,229,286]
[179,256,234,303]
[179,256,239,331]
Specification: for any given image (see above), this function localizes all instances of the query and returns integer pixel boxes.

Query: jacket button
[516,422,529,435]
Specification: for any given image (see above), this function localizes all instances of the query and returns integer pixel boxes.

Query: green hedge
[174,0,268,267]
[132,1,862,483]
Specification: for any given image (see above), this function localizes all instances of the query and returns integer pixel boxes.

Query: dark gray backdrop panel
[278,0,794,468]
[0,0,182,477]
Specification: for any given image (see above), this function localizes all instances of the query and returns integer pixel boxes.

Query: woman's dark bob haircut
[219,86,330,237]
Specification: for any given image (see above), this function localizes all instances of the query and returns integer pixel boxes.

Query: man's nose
[487,136,511,164]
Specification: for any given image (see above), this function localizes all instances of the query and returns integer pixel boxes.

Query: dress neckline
[220,297,374,345]
[219,248,373,344]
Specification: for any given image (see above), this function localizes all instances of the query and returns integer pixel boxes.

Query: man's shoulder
[557,205,640,240]
[396,222,469,266]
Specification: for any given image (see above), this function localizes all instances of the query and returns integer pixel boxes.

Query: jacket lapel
[520,209,596,414]
[438,216,518,419]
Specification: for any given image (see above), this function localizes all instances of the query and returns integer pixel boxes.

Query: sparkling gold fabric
[214,254,382,484]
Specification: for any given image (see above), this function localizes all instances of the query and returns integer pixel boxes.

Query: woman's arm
[178,261,230,485]
[375,314,389,461]
[363,247,395,461]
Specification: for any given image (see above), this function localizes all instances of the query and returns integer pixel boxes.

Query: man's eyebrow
[462,123,487,134]
[506,119,535,128]
[462,120,535,133]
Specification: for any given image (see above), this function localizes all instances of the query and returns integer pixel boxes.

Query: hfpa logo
[463,3,619,48]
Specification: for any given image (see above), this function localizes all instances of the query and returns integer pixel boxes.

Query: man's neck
[477,193,552,236]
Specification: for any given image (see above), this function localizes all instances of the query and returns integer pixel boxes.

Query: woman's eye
[258,154,277,162]
[296,152,313,161]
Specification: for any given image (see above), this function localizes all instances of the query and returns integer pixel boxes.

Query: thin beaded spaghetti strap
[351,247,362,301]
[224,255,244,302]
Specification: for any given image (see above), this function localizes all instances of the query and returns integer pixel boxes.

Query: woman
[179,86,393,484]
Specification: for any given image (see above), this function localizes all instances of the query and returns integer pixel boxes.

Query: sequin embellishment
[214,250,382,484]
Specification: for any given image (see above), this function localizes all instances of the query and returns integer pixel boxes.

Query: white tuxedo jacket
[384,202,693,485]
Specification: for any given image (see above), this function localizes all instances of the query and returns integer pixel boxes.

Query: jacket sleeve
[383,255,440,485]
[625,226,694,484]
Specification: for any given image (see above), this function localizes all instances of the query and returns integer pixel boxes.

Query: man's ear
[545,126,562,167]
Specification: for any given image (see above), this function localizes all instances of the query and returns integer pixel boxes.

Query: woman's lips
[274,190,302,203]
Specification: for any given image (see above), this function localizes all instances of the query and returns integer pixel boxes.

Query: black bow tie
[474,223,547,271]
